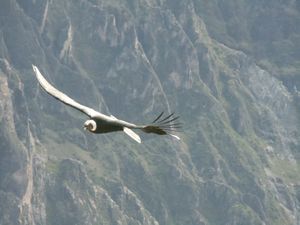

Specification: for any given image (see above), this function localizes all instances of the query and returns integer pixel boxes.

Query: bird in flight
[32,65,181,143]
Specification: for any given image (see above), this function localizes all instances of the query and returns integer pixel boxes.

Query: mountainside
[1,0,300,224]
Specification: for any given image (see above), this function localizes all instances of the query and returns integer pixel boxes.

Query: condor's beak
[83,124,88,130]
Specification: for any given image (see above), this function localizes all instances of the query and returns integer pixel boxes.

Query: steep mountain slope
[0,0,300,224]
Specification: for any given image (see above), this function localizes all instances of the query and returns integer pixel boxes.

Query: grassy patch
[269,158,300,184]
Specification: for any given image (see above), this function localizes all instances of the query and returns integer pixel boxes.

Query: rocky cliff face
[1,0,300,224]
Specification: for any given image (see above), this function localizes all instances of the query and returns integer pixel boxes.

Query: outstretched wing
[142,112,181,140]
[32,65,104,118]
[123,127,141,143]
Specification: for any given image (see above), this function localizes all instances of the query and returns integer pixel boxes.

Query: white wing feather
[32,65,104,118]
[123,127,141,143]
[170,134,180,140]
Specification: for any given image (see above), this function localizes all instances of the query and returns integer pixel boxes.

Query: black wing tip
[147,112,183,134]
[152,112,180,125]
[152,111,164,123]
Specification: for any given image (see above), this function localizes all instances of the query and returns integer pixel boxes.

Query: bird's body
[32,65,180,143]
[90,117,124,133]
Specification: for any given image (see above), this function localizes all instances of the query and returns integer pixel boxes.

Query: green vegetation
[0,0,300,224]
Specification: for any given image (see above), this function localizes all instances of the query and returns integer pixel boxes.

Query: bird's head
[83,120,97,132]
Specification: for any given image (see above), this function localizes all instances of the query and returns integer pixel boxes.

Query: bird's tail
[142,112,181,140]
